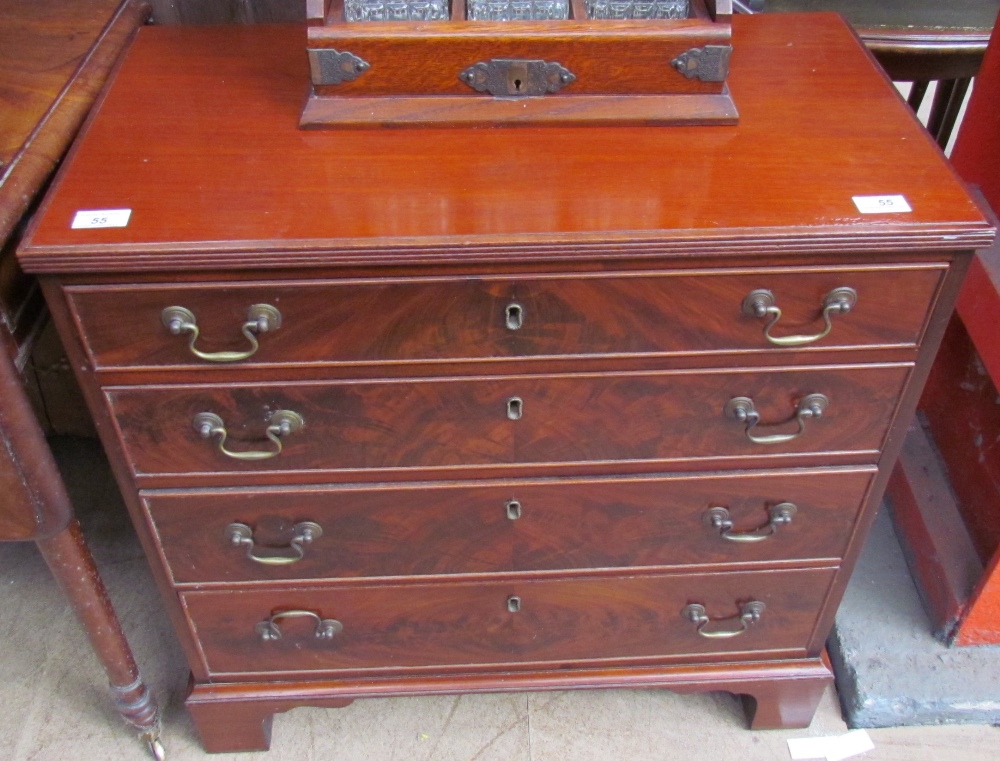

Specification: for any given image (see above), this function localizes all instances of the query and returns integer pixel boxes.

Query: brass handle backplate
[724,394,828,445]
[162,303,281,362]
[743,287,856,347]
[193,409,304,461]
[704,503,797,543]
[226,521,323,565]
[256,610,343,642]
[682,601,765,639]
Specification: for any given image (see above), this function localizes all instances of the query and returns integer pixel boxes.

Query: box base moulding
[300,88,738,128]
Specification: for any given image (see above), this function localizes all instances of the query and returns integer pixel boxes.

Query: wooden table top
[19,12,994,275]
[0,0,135,169]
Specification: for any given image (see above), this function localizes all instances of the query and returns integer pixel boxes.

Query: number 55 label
[71,208,132,229]
[852,195,912,214]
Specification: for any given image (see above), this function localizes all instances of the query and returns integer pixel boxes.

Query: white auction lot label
[71,209,132,229]
[852,195,912,214]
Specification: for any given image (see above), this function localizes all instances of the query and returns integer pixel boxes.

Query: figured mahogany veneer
[183,568,836,677]
[17,12,995,753]
[108,365,907,485]
[147,468,874,583]
[66,265,944,371]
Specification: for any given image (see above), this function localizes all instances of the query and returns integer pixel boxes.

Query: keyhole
[506,500,522,520]
[513,78,522,92]
[505,303,523,330]
[507,595,522,613]
[507,397,523,420]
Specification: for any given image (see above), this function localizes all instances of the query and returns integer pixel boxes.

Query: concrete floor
[1,439,998,760]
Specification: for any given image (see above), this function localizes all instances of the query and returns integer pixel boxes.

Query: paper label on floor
[825,730,874,761]
[71,209,132,229]
[788,729,874,760]
[852,195,912,214]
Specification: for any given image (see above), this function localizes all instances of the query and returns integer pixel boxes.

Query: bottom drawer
[183,568,836,677]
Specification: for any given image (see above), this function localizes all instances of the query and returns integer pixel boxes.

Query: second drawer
[108,364,909,482]
[146,467,874,584]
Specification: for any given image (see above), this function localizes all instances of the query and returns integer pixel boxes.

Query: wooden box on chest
[17,13,994,754]
[301,0,737,126]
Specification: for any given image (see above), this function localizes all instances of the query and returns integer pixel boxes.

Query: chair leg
[927,77,972,149]
[907,80,930,113]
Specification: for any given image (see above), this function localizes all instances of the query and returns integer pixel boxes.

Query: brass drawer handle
[724,393,828,445]
[226,521,323,565]
[704,503,797,543]
[507,595,522,613]
[743,287,856,347]
[256,610,343,642]
[161,304,281,362]
[507,397,523,420]
[505,302,524,330]
[682,601,765,639]
[193,409,304,461]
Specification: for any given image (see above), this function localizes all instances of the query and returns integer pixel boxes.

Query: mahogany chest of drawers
[17,13,994,753]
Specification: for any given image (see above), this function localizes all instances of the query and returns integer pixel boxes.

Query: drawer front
[108,365,909,480]
[148,468,873,583]
[182,568,836,676]
[69,266,942,369]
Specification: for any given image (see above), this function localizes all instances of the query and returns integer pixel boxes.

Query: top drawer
[66,264,943,371]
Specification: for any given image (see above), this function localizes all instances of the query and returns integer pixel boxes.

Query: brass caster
[143,730,166,761]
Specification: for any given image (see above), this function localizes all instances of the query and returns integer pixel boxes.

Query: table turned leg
[35,520,163,758]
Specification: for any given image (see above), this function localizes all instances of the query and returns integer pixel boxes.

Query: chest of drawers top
[16,14,993,274]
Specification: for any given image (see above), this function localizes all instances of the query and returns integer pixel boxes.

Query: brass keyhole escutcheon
[507,595,522,613]
[507,397,523,420]
[459,59,575,98]
[505,303,524,330]
[506,500,522,520]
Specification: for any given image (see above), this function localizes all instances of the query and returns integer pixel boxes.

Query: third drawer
[146,467,874,584]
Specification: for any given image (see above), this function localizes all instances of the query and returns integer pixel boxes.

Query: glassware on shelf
[585,0,688,19]
[466,0,570,21]
[344,0,451,21]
